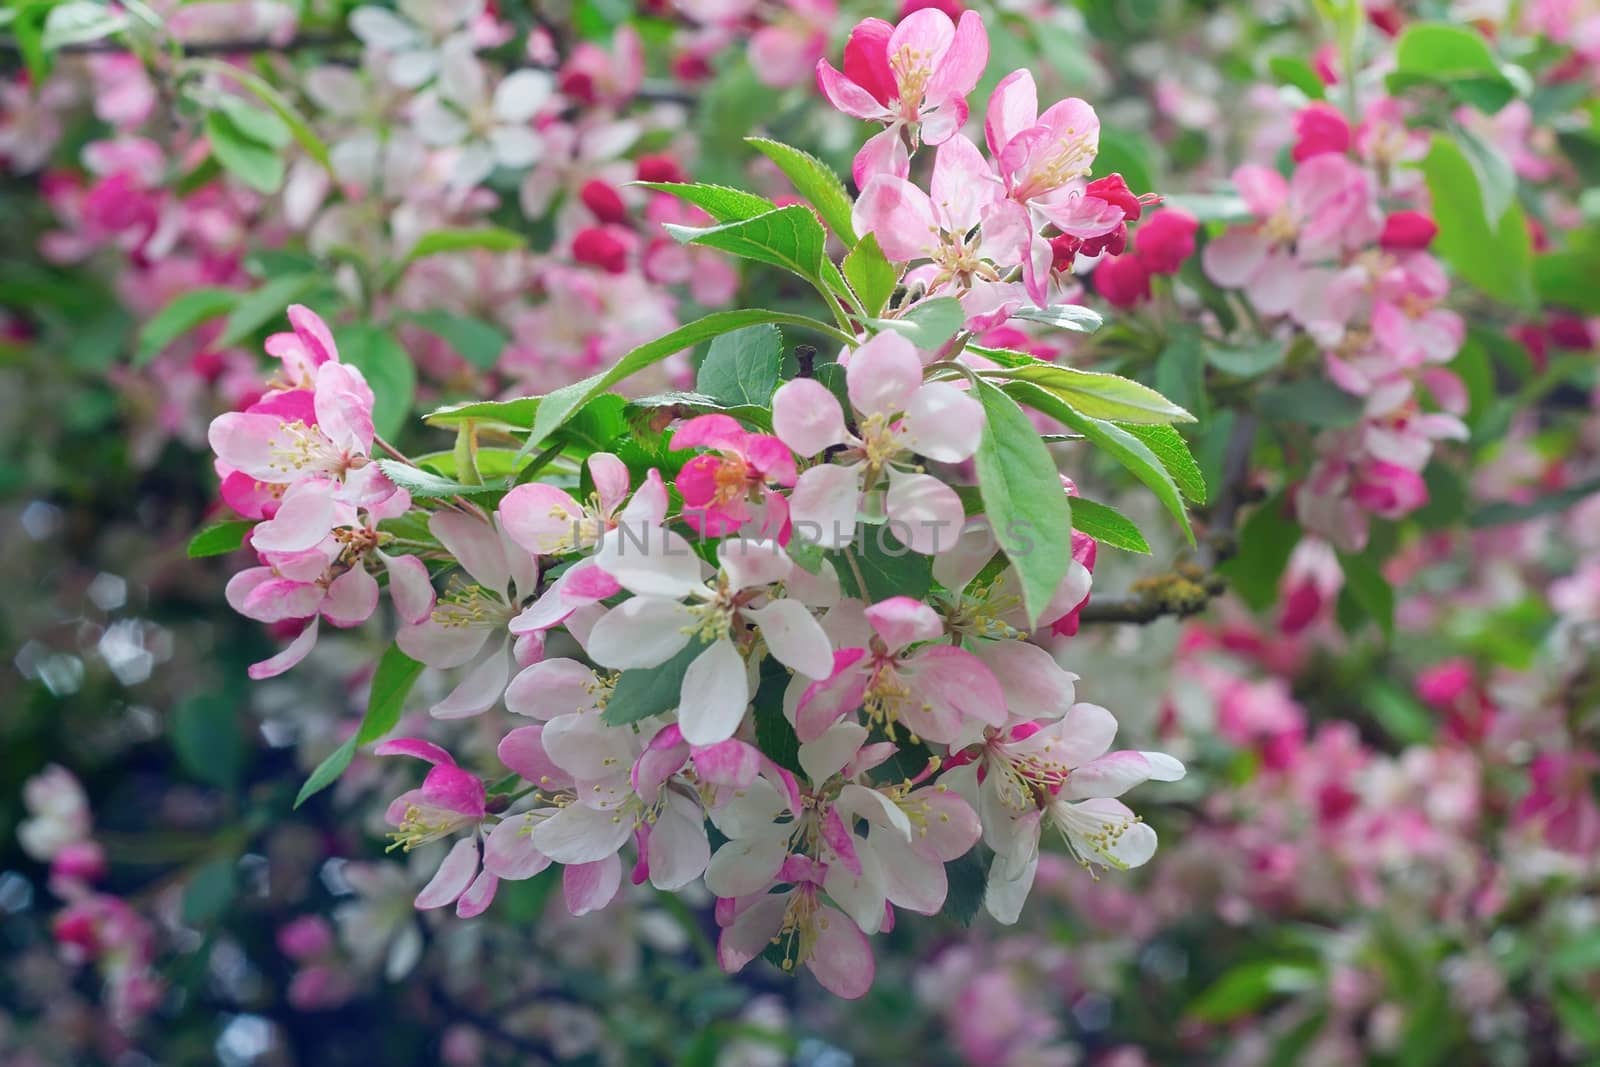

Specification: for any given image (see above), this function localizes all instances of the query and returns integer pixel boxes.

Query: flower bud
[1133,209,1198,275]
[1291,102,1352,163]
[1378,210,1438,251]
[572,226,630,274]
[1085,173,1143,221]
[1092,254,1150,308]
[579,179,630,225]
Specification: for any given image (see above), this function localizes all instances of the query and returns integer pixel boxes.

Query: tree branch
[1079,412,1259,625]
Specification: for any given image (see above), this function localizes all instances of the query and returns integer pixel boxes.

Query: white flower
[411,37,553,190]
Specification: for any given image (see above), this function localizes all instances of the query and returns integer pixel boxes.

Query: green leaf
[1390,22,1515,112]
[1161,191,1253,223]
[182,857,238,925]
[205,110,285,193]
[1421,134,1534,309]
[376,459,502,498]
[1069,498,1151,554]
[696,324,783,406]
[1469,475,1600,528]
[752,657,803,777]
[987,358,1196,424]
[972,380,1074,625]
[1551,932,1600,978]
[746,137,858,247]
[404,227,527,263]
[1268,55,1326,99]
[294,737,357,809]
[1255,377,1364,427]
[1006,381,1195,543]
[1336,551,1395,638]
[215,95,291,150]
[525,308,851,451]
[1123,425,1207,504]
[295,645,426,807]
[1363,679,1435,745]
[1218,494,1301,611]
[1092,128,1156,199]
[625,391,770,429]
[333,325,416,442]
[191,60,334,173]
[867,297,965,351]
[41,2,129,50]
[426,397,542,430]
[1535,247,1600,313]
[136,287,240,365]
[1451,121,1517,228]
[635,181,776,223]
[603,640,708,726]
[664,204,829,286]
[173,693,245,790]
[217,274,318,348]
[1154,328,1206,420]
[188,519,254,558]
[1204,337,1286,378]
[406,311,508,369]
[842,233,897,318]
[1188,962,1319,1023]
[1009,304,1105,334]
[943,851,987,927]
[829,537,934,602]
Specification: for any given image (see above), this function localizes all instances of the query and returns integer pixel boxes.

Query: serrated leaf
[332,325,416,442]
[1006,381,1194,543]
[404,227,527,263]
[1069,498,1151,553]
[603,640,707,726]
[524,308,848,452]
[137,287,240,365]
[1009,303,1105,334]
[1122,425,1207,504]
[664,204,828,286]
[426,396,542,430]
[973,380,1073,625]
[376,459,501,498]
[217,274,318,348]
[174,693,245,790]
[1268,55,1326,98]
[1336,551,1395,638]
[407,311,508,370]
[987,359,1196,425]
[867,297,965,351]
[842,233,896,318]
[746,137,858,247]
[696,324,783,406]
[635,181,776,223]
[188,519,254,558]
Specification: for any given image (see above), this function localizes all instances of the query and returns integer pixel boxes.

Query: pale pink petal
[1062,750,1156,799]
[744,599,834,679]
[985,69,1038,158]
[788,462,863,549]
[595,526,704,598]
[414,838,479,909]
[542,711,638,781]
[903,381,984,462]
[1201,228,1271,289]
[322,565,380,627]
[585,597,694,669]
[505,658,600,719]
[846,331,924,418]
[806,904,875,998]
[851,125,911,187]
[794,649,871,741]
[884,468,965,555]
[717,538,792,591]
[901,645,1007,740]
[252,478,338,553]
[646,791,710,890]
[918,93,968,145]
[484,816,553,880]
[396,617,488,669]
[677,638,751,745]
[430,511,510,596]
[379,551,436,625]
[563,854,622,916]
[691,739,762,787]
[927,9,988,100]
[374,738,456,766]
[588,452,631,510]
[247,619,320,680]
[851,175,937,263]
[798,721,869,784]
[496,725,573,789]
[454,869,499,918]
[705,832,790,898]
[772,378,850,456]
[864,596,943,651]
[531,802,633,864]
[972,639,1076,719]
[430,649,510,719]
[208,412,288,481]
[717,893,788,972]
[815,61,892,121]
[498,483,584,555]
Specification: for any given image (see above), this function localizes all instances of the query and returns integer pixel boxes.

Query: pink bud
[571,227,629,274]
[1415,659,1474,710]
[1291,102,1352,163]
[50,841,107,884]
[1378,210,1438,251]
[1133,209,1198,275]
[276,915,335,960]
[1085,173,1143,221]
[636,153,685,184]
[1092,254,1151,308]
[579,180,629,225]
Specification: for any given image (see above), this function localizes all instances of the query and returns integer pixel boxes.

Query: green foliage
[1389,22,1517,112]
[1422,134,1535,310]
[137,288,240,365]
[187,520,254,559]
[1069,498,1152,554]
[985,357,1196,425]
[842,234,897,318]
[406,312,509,370]
[603,640,708,727]
[867,297,966,350]
[746,137,858,247]
[695,324,783,406]
[664,205,830,288]
[972,380,1075,626]
[295,645,426,807]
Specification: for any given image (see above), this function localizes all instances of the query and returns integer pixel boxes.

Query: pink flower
[499,451,631,555]
[816,9,989,185]
[854,134,1034,307]
[749,0,834,89]
[794,596,1007,744]
[717,859,876,998]
[377,739,499,918]
[1277,538,1343,635]
[1291,102,1352,162]
[1515,753,1600,855]
[672,415,797,538]
[771,331,984,554]
[586,536,834,744]
[1350,459,1428,518]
